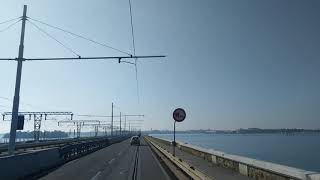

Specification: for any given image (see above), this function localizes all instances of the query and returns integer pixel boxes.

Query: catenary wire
[128,0,140,103]
[0,17,21,25]
[0,19,21,33]
[28,17,132,56]
[27,19,80,57]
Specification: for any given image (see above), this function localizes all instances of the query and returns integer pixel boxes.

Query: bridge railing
[0,136,105,154]
[0,135,131,179]
[59,135,128,161]
[147,136,320,180]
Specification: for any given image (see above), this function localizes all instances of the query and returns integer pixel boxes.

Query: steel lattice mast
[3,111,73,141]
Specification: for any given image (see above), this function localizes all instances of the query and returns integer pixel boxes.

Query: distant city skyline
[0,0,320,133]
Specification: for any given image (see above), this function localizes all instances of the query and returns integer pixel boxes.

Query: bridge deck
[40,136,253,180]
[41,138,170,180]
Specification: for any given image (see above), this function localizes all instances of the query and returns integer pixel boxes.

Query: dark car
[130,136,140,146]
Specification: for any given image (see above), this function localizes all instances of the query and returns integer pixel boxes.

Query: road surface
[41,137,170,180]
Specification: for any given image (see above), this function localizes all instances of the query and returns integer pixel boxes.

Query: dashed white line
[90,171,101,180]
[108,158,115,164]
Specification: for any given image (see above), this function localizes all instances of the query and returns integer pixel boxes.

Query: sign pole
[8,5,27,155]
[173,121,176,156]
[172,108,186,157]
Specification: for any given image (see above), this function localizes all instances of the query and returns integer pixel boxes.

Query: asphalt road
[41,137,170,180]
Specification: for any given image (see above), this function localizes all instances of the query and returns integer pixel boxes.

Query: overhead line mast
[3,5,165,155]
[8,5,27,155]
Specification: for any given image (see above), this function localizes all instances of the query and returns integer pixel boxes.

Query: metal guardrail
[145,136,214,180]
[59,136,128,161]
[0,136,129,154]
[148,136,320,180]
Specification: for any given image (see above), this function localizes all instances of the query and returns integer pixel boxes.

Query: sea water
[150,133,320,172]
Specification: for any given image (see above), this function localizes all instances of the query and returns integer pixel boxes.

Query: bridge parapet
[147,136,320,180]
[0,135,130,179]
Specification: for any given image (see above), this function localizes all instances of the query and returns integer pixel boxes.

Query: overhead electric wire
[0,19,21,33]
[0,55,165,61]
[77,114,115,118]
[121,60,135,65]
[27,20,81,57]
[77,114,144,117]
[0,96,11,101]
[0,104,11,108]
[28,17,132,56]
[128,0,140,103]
[0,96,42,110]
[24,55,165,61]
[0,16,166,62]
[129,0,136,56]
[0,17,21,25]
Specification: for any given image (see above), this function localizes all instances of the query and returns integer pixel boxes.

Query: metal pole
[8,5,27,155]
[129,121,131,134]
[120,112,121,135]
[173,121,176,156]
[111,103,113,136]
[124,116,126,134]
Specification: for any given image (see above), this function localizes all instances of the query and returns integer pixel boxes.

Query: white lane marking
[119,170,128,174]
[108,158,115,164]
[90,171,101,180]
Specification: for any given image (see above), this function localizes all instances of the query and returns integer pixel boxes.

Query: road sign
[173,108,186,122]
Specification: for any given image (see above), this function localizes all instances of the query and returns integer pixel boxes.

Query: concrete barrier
[0,148,62,179]
[0,135,131,179]
[149,136,320,180]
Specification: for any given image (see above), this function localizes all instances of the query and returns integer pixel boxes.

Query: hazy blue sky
[0,0,319,132]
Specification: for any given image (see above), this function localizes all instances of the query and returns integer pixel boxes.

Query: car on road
[130,136,140,146]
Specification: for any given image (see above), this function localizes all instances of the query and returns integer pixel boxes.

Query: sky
[0,0,319,133]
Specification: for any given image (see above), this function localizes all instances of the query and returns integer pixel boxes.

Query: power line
[134,61,140,103]
[24,55,165,61]
[129,0,136,56]
[0,17,21,25]
[27,20,81,57]
[0,96,11,101]
[121,60,135,65]
[128,0,140,103]
[0,19,21,33]
[0,96,40,110]
[28,17,132,56]
[76,114,144,118]
[0,104,11,108]
[0,55,165,61]
[0,58,15,61]
[0,18,21,61]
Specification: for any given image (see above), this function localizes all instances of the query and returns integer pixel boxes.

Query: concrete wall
[0,136,130,179]
[149,136,320,180]
[0,148,62,179]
